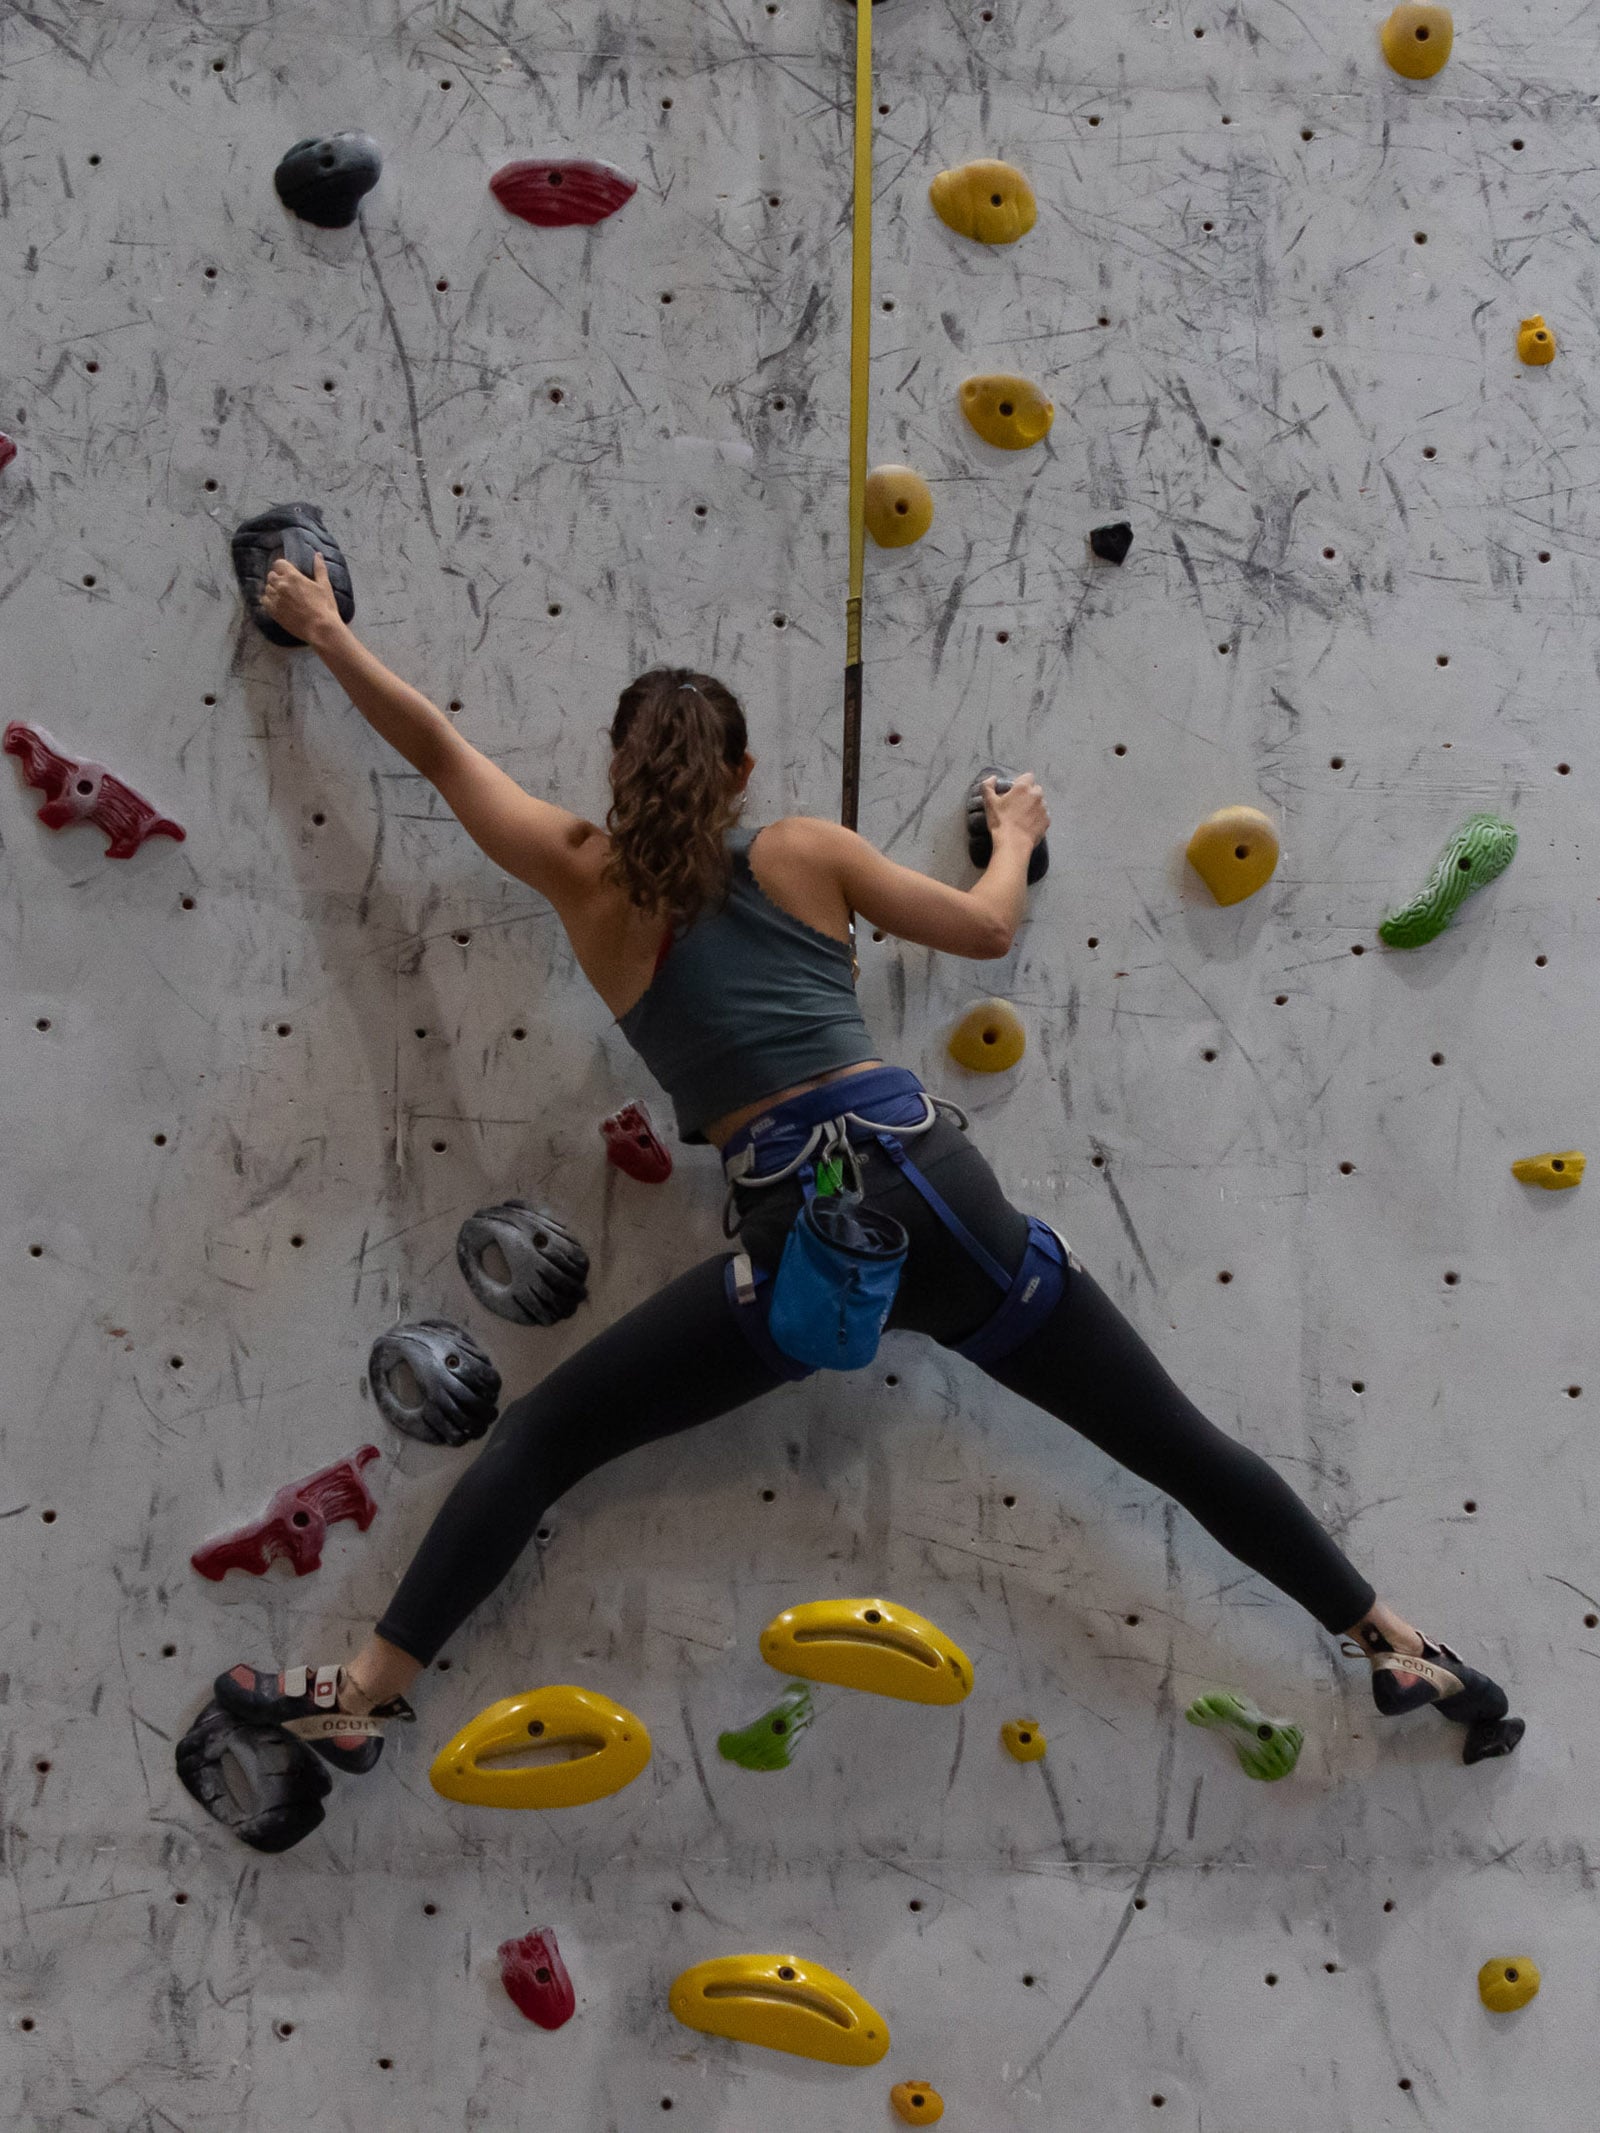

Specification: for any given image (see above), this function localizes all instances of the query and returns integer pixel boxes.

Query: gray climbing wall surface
[2,1,1593,2125]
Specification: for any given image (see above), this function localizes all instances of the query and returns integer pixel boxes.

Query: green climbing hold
[717,1681,815,1772]
[1379,813,1517,949]
[1186,1691,1304,1781]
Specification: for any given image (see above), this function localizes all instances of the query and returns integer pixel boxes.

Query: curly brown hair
[604,667,749,929]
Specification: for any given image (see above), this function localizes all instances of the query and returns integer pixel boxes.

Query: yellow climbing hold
[1380,5,1453,78]
[1001,1717,1047,1763]
[949,999,1026,1074]
[760,1596,974,1705]
[669,1953,890,2066]
[865,465,935,549]
[1518,314,1557,366]
[1185,806,1280,907]
[891,2078,947,2123]
[959,374,1054,451]
[1478,1956,1540,2012]
[930,158,1037,246]
[1511,1151,1585,1190]
[428,1683,651,1809]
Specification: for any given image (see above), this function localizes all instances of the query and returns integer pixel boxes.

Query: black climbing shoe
[214,1662,414,1776]
[1345,1631,1525,1765]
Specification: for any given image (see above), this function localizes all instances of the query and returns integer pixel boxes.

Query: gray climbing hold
[456,1201,590,1327]
[175,1700,331,1853]
[1089,521,1133,565]
[368,1319,501,1447]
[274,132,383,229]
[231,502,355,647]
[966,765,1048,884]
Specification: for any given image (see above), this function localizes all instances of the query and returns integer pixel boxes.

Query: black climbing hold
[1089,521,1134,565]
[273,131,383,229]
[368,1318,502,1446]
[966,766,1049,885]
[175,1699,331,1853]
[456,1201,590,1327]
[231,502,356,647]
[1462,1715,1525,1765]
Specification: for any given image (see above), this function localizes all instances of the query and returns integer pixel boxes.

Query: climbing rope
[840,0,874,833]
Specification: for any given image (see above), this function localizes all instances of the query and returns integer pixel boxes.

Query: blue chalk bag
[766,1186,908,1372]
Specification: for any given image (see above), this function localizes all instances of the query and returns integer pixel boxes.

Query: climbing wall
[2,1,1593,2125]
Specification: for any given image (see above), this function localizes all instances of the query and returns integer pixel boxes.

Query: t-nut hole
[998,400,1014,416]
[777,1966,795,1981]
[863,1608,882,1623]
[527,1719,545,1737]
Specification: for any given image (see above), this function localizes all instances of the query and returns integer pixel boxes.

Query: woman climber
[213,549,1523,1790]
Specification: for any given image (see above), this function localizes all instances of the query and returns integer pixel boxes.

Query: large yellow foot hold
[1185,806,1280,906]
[1478,1956,1540,2012]
[1000,1717,1047,1762]
[669,1953,890,2066]
[949,999,1026,1073]
[429,1684,650,1809]
[1518,314,1557,365]
[960,374,1054,450]
[891,2078,947,2123]
[1511,1151,1585,1190]
[1380,5,1452,77]
[865,465,935,548]
[761,1596,973,1704]
[930,158,1036,245]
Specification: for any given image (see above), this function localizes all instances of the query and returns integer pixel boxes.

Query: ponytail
[604,667,749,929]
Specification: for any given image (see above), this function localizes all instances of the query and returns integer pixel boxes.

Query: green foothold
[1186,1690,1304,1781]
[1379,813,1517,949]
[717,1681,815,1772]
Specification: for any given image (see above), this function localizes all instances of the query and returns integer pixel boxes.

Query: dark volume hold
[1089,521,1134,565]
[175,1700,332,1853]
[231,502,356,646]
[456,1201,590,1327]
[368,1319,502,1446]
[274,132,383,229]
[966,765,1049,884]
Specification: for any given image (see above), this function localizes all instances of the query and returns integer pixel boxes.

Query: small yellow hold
[1518,314,1557,366]
[891,2079,947,2124]
[949,999,1026,1073]
[1380,4,1453,79]
[930,158,1037,246]
[1001,1717,1047,1763]
[760,1596,974,1705]
[669,1952,890,2066]
[1185,806,1280,907]
[959,374,1054,451]
[1478,1956,1540,2013]
[1511,1151,1585,1190]
[865,465,935,548]
[429,1683,651,1809]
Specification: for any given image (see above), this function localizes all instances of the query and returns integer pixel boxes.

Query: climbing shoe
[1345,1631,1524,1765]
[214,1661,414,1776]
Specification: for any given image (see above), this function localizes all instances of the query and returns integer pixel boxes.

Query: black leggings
[377,1120,1376,1664]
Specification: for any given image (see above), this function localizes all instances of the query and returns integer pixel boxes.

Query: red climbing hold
[499,1927,577,2029]
[4,723,186,860]
[191,1445,380,1582]
[490,159,637,228]
[601,1100,673,1184]
[0,433,16,476]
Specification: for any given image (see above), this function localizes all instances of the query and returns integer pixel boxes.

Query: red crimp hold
[0,433,16,475]
[601,1100,673,1184]
[498,1927,577,2030]
[3,722,186,860]
[490,158,637,228]
[191,1445,380,1582]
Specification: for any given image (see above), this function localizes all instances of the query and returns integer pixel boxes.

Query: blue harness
[720,1065,1068,1378]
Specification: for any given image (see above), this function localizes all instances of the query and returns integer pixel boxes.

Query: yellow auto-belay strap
[840,0,874,832]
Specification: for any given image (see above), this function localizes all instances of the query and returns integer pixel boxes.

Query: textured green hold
[1186,1691,1304,1781]
[1379,813,1517,949]
[717,1681,815,1772]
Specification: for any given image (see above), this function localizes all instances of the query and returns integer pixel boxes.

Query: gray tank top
[616,824,878,1144]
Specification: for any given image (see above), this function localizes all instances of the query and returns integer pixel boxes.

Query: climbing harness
[722,1067,1068,1375]
[368,1317,501,1446]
